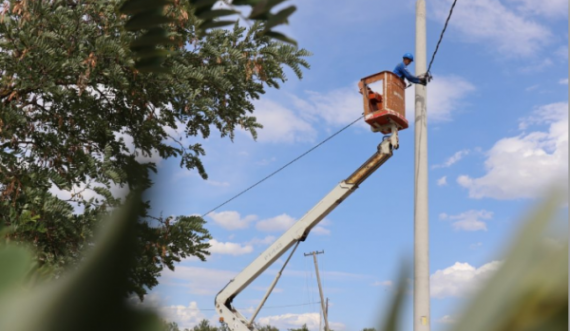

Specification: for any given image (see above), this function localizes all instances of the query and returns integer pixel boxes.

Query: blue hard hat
[403,53,414,61]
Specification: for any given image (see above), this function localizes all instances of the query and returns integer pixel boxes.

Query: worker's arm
[394,63,424,85]
[401,66,423,84]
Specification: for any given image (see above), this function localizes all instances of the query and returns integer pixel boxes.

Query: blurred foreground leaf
[0,192,163,331]
[0,246,33,296]
[377,264,409,331]
[449,193,568,331]
[376,192,568,331]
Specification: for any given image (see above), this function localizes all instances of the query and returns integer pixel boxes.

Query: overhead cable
[427,0,459,74]
[179,301,322,312]
[201,115,364,217]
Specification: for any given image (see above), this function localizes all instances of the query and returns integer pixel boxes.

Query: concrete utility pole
[414,0,430,330]
[304,251,329,331]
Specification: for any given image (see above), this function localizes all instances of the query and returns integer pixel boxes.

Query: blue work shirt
[393,62,421,84]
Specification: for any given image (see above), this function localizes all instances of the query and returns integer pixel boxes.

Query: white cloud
[431,0,552,57]
[559,78,569,85]
[432,149,470,168]
[311,226,331,235]
[405,75,476,122]
[372,280,393,287]
[458,102,568,199]
[518,102,568,129]
[256,214,297,232]
[49,180,128,214]
[506,0,568,18]
[555,46,568,60]
[205,180,230,187]
[525,85,539,91]
[439,210,493,231]
[247,236,277,246]
[470,242,483,249]
[437,315,456,324]
[519,58,554,73]
[431,261,502,298]
[256,157,277,166]
[159,302,207,330]
[208,239,253,256]
[252,286,284,293]
[115,130,163,165]
[253,99,316,143]
[292,86,368,128]
[277,269,371,281]
[208,211,257,230]
[160,266,237,295]
[134,294,209,330]
[258,313,345,331]
[437,176,448,186]
[254,214,331,235]
[289,75,473,132]
[311,219,332,235]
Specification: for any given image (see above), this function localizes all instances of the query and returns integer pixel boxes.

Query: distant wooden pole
[305,251,329,331]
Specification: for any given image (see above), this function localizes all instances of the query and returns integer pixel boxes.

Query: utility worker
[393,53,428,85]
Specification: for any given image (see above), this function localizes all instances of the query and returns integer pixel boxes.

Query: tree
[0,0,310,299]
[162,321,181,331]
[256,325,280,331]
[288,325,309,331]
[120,0,299,72]
[191,319,218,331]
[362,328,377,331]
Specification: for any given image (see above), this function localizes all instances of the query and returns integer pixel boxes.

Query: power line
[427,0,459,74]
[201,115,364,217]
[177,301,322,311]
[263,302,321,310]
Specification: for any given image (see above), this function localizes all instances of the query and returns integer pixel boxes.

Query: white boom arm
[215,132,399,331]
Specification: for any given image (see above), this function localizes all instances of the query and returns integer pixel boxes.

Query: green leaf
[191,0,219,10]
[0,246,32,296]
[264,6,296,30]
[130,29,180,48]
[125,14,173,31]
[377,264,409,331]
[198,20,236,30]
[135,58,172,74]
[231,0,261,5]
[250,0,289,18]
[449,192,568,331]
[131,35,180,48]
[262,31,298,45]
[197,9,237,21]
[130,48,171,60]
[0,193,151,331]
[119,0,173,15]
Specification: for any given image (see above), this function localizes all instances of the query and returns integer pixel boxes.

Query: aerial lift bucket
[358,71,408,134]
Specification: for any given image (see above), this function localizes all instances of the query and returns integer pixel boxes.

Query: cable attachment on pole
[417,72,433,86]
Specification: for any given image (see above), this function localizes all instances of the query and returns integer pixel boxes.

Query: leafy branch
[120,0,298,72]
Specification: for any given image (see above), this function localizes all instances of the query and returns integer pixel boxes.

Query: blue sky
[141,0,569,330]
